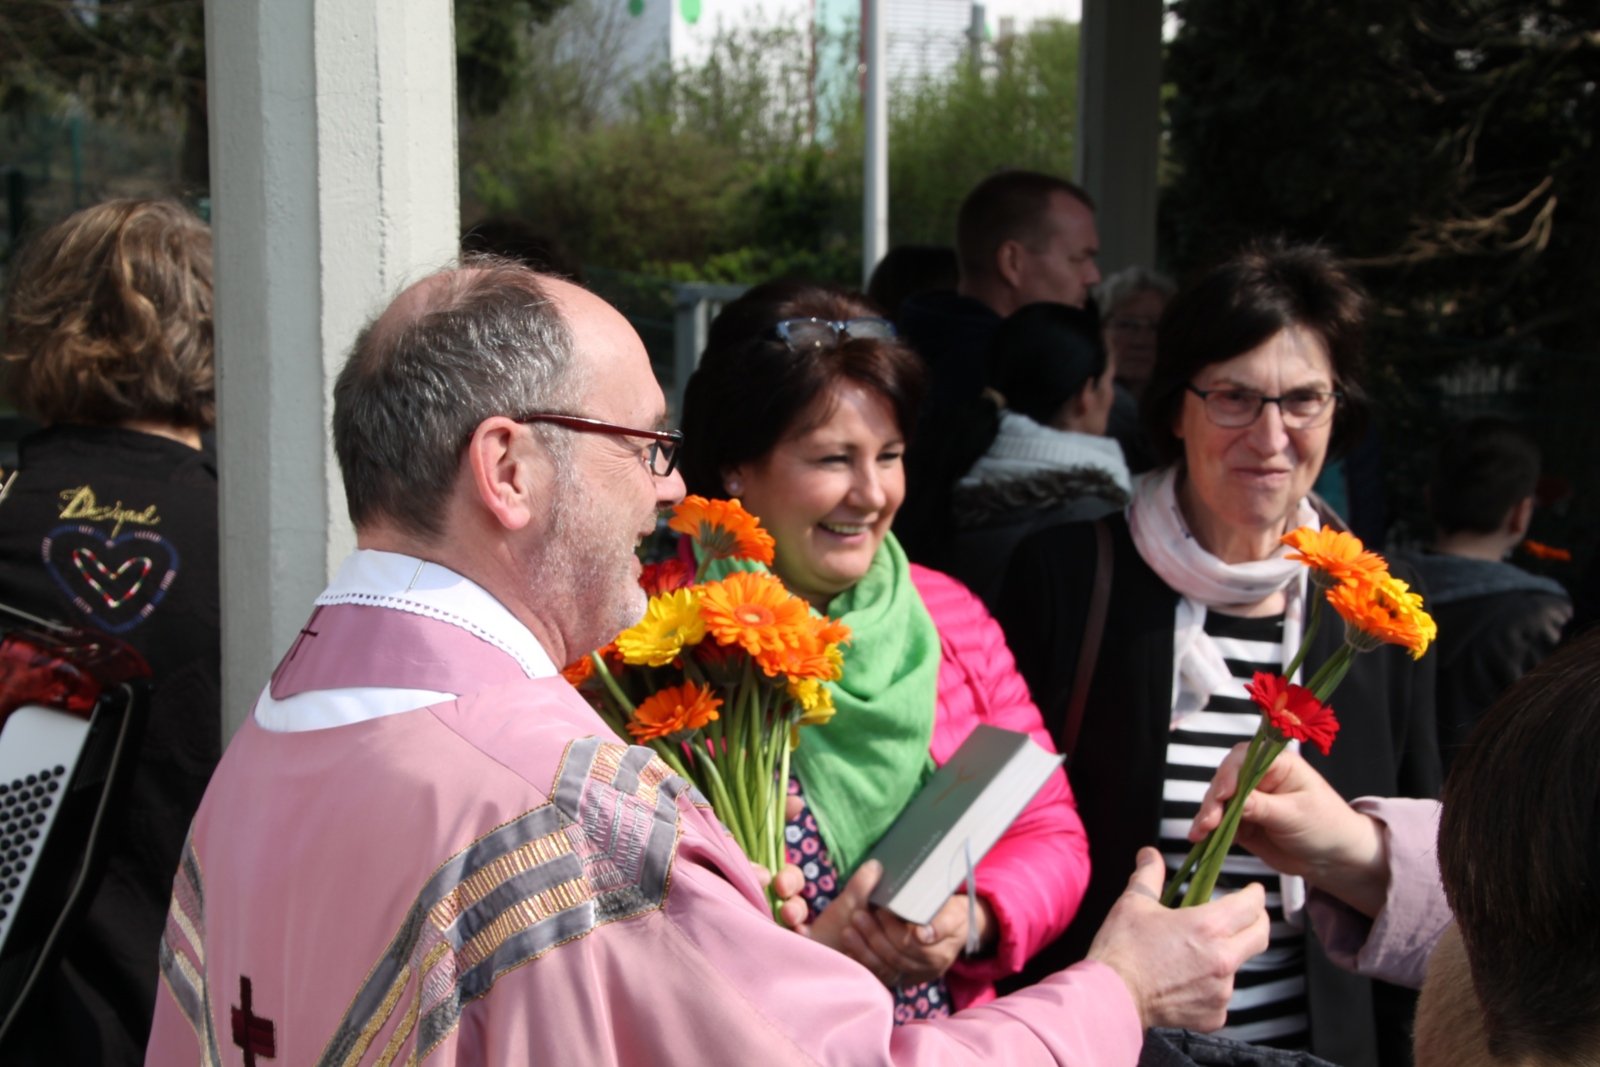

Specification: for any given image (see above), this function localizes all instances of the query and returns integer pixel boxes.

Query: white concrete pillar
[1077,0,1163,275]
[205,0,460,736]
[862,0,889,286]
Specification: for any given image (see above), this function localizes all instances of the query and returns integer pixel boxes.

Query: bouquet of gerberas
[1163,526,1437,907]
[562,496,849,900]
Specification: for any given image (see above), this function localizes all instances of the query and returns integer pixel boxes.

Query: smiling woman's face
[1175,325,1334,561]
[727,382,906,610]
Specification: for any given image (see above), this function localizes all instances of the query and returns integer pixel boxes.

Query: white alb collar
[316,549,558,679]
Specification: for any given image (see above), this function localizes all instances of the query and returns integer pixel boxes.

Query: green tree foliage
[1164,0,1599,555]
[1163,0,1597,354]
[467,13,1081,287]
[0,0,573,193]
[889,20,1080,246]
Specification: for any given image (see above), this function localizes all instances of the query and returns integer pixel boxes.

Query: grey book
[865,724,1064,924]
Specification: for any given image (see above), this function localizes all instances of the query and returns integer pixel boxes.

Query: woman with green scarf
[678,280,1090,1021]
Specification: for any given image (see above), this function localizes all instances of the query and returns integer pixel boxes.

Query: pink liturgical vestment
[147,601,1142,1065]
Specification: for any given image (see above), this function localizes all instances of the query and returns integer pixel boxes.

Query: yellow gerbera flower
[615,588,706,667]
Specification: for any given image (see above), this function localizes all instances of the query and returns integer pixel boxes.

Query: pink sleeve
[911,566,1092,1004]
[1306,796,1448,990]
[647,807,1142,1066]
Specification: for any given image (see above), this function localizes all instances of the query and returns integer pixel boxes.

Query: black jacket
[1393,550,1571,773]
[0,425,221,1065]
[994,515,1441,1067]
[893,290,1004,564]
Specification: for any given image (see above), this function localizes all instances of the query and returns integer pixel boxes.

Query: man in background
[894,170,1101,558]
[1396,416,1571,770]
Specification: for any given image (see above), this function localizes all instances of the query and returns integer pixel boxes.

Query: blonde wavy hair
[2,198,214,429]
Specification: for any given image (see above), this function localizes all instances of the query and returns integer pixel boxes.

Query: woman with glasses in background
[677,280,1089,1024]
[993,241,1441,1063]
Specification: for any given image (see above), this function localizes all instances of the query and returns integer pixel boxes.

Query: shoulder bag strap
[1061,518,1113,759]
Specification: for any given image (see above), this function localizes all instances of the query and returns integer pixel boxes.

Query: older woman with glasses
[678,280,1089,1023]
[994,241,1440,1062]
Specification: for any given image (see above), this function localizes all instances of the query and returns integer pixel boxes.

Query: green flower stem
[649,737,695,782]
[1307,648,1354,703]
[1164,725,1266,905]
[1183,736,1288,906]
[696,746,750,851]
[592,652,637,723]
[773,716,795,876]
[1283,596,1322,683]
[1161,836,1209,907]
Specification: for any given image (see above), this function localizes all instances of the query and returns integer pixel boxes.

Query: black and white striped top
[1159,611,1310,1048]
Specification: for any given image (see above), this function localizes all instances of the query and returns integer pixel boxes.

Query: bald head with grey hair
[333,258,586,541]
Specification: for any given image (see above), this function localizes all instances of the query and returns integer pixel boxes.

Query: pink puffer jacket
[912,564,1091,1009]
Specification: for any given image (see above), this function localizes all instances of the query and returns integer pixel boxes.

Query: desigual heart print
[41,524,181,633]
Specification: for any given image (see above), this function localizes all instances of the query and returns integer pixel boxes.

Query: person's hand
[797,858,883,956]
[1191,744,1388,917]
[838,892,995,987]
[1087,848,1269,1031]
[765,794,820,932]
[757,860,810,932]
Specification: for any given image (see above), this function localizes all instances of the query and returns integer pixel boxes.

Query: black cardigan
[994,514,1441,1067]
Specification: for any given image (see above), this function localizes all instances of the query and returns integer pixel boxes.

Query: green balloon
[628,0,643,15]
[680,0,700,23]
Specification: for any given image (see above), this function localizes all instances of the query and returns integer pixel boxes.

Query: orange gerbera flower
[627,681,723,742]
[1281,526,1386,587]
[756,631,842,680]
[668,496,776,565]
[1522,539,1573,562]
[560,655,595,687]
[698,572,810,656]
[1326,572,1437,659]
[1244,672,1339,756]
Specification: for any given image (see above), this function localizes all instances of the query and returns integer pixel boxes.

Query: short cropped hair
[956,171,1094,285]
[986,302,1107,427]
[866,245,958,321]
[1142,239,1369,466]
[1096,265,1176,319]
[2,198,214,429]
[333,260,581,540]
[1428,417,1541,535]
[1439,630,1600,1063]
[678,280,926,498]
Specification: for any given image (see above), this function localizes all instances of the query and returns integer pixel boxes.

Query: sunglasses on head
[773,317,897,351]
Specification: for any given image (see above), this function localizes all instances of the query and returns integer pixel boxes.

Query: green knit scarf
[702,533,939,876]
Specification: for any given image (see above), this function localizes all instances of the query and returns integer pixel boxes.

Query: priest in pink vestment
[146,260,1270,1066]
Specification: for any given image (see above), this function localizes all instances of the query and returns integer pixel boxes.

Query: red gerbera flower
[1244,671,1340,756]
[639,557,696,597]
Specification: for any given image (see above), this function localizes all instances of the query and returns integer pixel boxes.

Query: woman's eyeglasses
[773,317,896,351]
[515,413,682,477]
[1185,384,1343,429]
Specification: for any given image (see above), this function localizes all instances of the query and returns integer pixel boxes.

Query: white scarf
[1126,466,1316,728]
[1127,465,1318,921]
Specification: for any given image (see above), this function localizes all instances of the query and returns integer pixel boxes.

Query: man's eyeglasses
[1184,384,1343,430]
[516,413,683,477]
[773,317,896,351]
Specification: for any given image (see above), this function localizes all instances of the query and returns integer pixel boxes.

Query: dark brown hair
[678,280,926,498]
[1439,629,1600,1063]
[2,198,214,429]
[1141,239,1369,466]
